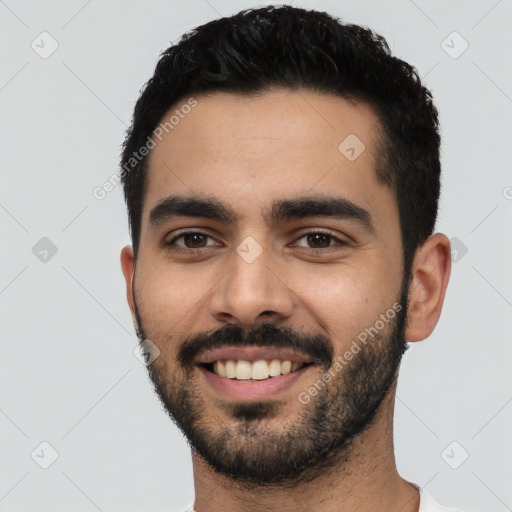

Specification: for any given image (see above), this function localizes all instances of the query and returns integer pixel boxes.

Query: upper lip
[195,347,312,365]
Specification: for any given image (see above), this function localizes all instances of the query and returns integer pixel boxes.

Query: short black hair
[121,4,441,277]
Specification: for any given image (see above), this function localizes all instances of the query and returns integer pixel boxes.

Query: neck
[190,391,419,512]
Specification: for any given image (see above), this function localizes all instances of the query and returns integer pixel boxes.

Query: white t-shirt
[183,486,462,511]
[418,488,461,511]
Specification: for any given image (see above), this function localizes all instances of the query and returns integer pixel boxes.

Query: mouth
[202,359,310,380]
[196,347,314,401]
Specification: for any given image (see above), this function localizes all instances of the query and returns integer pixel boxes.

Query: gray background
[1,0,511,510]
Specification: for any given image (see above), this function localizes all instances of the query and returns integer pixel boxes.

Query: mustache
[177,323,333,369]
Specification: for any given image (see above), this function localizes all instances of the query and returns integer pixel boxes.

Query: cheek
[135,263,211,341]
[290,263,399,343]
[291,267,370,330]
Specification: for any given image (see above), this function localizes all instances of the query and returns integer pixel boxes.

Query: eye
[165,231,220,251]
[293,231,347,250]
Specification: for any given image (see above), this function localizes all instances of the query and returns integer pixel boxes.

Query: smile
[206,359,307,380]
[196,347,313,400]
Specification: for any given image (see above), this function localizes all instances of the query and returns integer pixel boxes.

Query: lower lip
[198,365,310,401]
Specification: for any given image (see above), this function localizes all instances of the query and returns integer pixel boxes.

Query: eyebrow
[149,194,375,234]
[267,196,375,234]
[149,195,237,226]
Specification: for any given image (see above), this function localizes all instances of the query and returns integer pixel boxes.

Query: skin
[121,88,451,512]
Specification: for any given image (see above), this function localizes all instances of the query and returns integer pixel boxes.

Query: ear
[120,245,136,320]
[404,233,452,342]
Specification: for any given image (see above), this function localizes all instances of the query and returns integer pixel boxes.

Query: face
[123,88,408,484]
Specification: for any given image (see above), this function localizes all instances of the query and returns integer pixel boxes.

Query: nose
[208,246,295,328]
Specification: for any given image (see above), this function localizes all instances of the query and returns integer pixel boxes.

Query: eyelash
[164,230,349,253]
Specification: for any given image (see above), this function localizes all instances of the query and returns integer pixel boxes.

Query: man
[120,5,457,511]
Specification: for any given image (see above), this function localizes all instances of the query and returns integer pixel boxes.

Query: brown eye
[166,231,218,251]
[306,233,332,248]
[294,231,346,250]
[181,233,208,248]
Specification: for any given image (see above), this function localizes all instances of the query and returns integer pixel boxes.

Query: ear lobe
[120,245,136,319]
[404,233,452,343]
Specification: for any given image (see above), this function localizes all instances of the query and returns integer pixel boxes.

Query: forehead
[142,88,393,229]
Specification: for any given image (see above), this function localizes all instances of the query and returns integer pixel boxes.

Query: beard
[133,278,410,487]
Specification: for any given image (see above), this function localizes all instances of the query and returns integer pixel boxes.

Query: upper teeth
[212,360,304,380]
